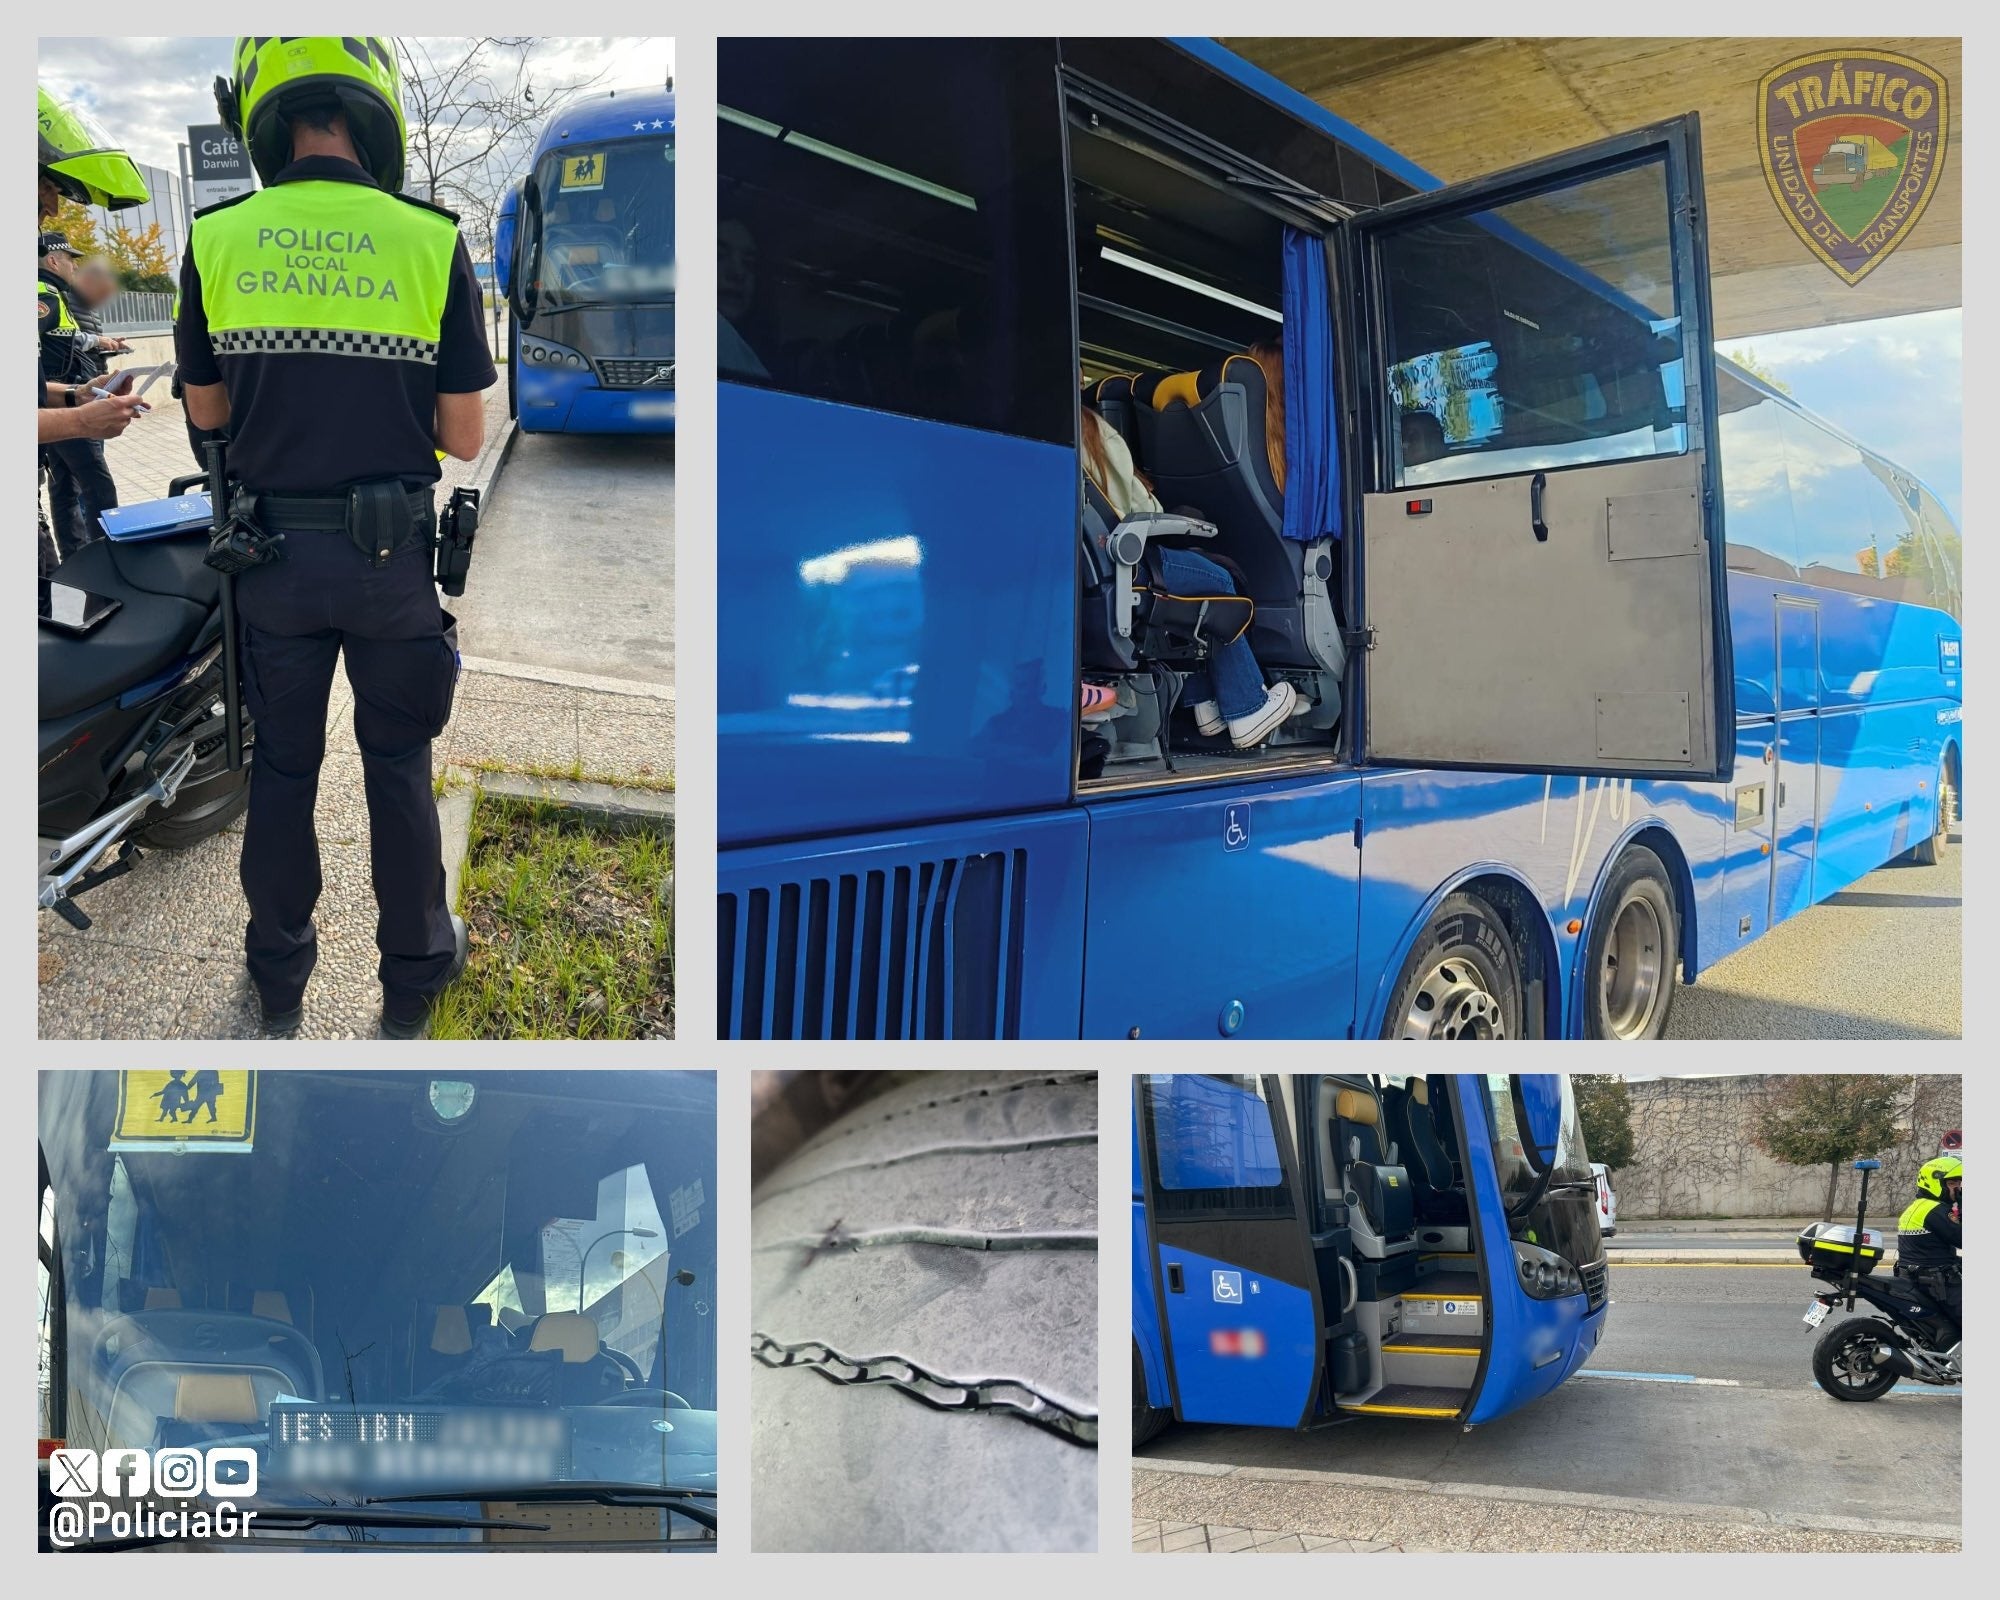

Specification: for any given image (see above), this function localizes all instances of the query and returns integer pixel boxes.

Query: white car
[1592,1162,1618,1237]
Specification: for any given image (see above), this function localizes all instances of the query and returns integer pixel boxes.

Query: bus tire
[1582,846,1678,1040]
[1382,890,1523,1039]
[1907,758,1954,866]
[1133,1340,1170,1448]
[507,350,518,420]
[750,1072,1098,1551]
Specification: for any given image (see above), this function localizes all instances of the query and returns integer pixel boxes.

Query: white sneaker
[1191,699,1225,737]
[1227,681,1299,749]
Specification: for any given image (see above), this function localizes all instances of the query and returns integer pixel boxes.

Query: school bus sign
[1758,50,1949,287]
[110,1070,256,1151]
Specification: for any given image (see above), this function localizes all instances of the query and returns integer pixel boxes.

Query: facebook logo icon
[100,1448,151,1497]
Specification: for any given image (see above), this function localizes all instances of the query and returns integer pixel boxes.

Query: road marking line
[1578,1369,1742,1386]
[1610,1261,1814,1269]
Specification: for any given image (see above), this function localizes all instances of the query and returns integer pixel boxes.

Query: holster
[203,487,285,575]
[347,480,421,567]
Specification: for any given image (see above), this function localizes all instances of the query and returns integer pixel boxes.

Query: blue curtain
[1281,226,1340,543]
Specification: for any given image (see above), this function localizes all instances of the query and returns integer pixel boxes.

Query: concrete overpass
[1225,37,1960,339]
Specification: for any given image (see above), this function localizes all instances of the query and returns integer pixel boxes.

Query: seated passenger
[1082,407,1296,748]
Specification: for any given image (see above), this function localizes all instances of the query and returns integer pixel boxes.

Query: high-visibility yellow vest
[191,179,458,364]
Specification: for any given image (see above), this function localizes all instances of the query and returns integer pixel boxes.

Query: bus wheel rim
[1403,958,1506,1040]
[1600,893,1665,1039]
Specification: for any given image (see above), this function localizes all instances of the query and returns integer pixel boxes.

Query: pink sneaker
[1080,683,1119,722]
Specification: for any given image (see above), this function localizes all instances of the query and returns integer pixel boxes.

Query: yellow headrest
[432,1305,473,1356]
[252,1290,291,1325]
[1334,1088,1378,1125]
[175,1373,259,1423]
[1410,1078,1429,1107]
[144,1287,182,1311]
[1151,369,1203,412]
[529,1311,600,1364]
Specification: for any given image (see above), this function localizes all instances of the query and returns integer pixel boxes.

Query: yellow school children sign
[560,151,608,191]
[111,1071,256,1150]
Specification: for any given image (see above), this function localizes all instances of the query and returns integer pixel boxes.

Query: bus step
[1343,1383,1467,1419]
[1407,1269,1481,1297]
[1382,1333,1482,1386]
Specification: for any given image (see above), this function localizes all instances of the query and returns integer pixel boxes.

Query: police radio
[435,487,480,596]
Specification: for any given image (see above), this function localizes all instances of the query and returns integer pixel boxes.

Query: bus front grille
[595,358,676,389]
[719,849,1028,1039]
[1581,1260,1608,1312]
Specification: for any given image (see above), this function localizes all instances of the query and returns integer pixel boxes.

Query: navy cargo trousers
[234,523,459,1013]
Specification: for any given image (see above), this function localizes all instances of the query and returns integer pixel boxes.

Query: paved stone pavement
[41,376,674,1040]
[1134,1520,1419,1553]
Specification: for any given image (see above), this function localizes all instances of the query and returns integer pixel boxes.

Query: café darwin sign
[1758,51,1949,287]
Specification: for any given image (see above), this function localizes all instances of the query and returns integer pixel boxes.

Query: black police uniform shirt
[1898,1197,1961,1270]
[175,154,496,494]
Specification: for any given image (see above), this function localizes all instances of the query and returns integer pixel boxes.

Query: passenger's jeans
[43,438,117,564]
[1151,544,1267,720]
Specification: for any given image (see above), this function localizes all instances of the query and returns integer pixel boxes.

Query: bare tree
[397,37,613,258]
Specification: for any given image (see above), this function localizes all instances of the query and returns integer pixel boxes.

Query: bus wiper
[369,1482,717,1533]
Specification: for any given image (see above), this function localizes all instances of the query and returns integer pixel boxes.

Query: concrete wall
[1615,1074,1960,1220]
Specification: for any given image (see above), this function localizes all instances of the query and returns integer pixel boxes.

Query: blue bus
[716,38,1962,1040]
[497,85,675,433]
[1134,1073,1604,1435]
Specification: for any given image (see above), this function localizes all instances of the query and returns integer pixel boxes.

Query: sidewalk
[39,382,674,1040]
[1132,1461,1960,1554]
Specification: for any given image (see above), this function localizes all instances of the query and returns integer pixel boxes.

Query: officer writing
[176,37,494,1038]
[38,86,150,574]
[39,231,129,562]
[1895,1155,1961,1328]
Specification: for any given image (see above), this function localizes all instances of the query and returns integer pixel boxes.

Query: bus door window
[1355,118,1733,781]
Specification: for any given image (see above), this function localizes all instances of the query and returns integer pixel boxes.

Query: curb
[467,414,519,501]
[438,777,477,916]
[455,767,674,834]
[1611,1249,1897,1265]
[1131,1458,1960,1545]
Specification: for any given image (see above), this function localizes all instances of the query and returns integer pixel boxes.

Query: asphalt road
[1136,1264,1959,1536]
[449,430,676,688]
[1667,830,1961,1038]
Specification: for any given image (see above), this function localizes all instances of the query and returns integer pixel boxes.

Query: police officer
[39,231,128,560]
[1895,1154,1961,1327]
[177,37,495,1038]
[38,86,149,573]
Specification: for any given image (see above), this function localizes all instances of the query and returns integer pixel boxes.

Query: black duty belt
[256,485,433,532]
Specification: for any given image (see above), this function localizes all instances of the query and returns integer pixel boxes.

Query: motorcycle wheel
[1811,1318,1902,1401]
[135,728,251,849]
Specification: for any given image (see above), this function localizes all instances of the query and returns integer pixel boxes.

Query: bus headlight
[521,336,590,371]
[1514,1240,1584,1300]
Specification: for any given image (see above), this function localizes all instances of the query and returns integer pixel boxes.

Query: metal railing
[98,291,175,334]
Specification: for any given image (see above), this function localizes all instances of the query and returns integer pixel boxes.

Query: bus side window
[716,37,1073,445]
[1144,1075,1290,1215]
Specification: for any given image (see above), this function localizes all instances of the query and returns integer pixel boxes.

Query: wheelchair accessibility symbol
[1223,804,1250,852]
[1212,1270,1244,1303]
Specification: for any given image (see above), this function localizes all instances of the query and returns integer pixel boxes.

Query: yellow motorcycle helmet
[38,85,150,210]
[1916,1154,1961,1199]
[216,36,407,192]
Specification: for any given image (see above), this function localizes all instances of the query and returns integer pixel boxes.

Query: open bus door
[1136,1075,1324,1428]
[1348,116,1734,781]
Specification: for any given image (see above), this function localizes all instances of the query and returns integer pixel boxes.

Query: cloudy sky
[1724,307,1963,524]
[39,36,674,174]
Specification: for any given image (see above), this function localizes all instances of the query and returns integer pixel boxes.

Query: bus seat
[528,1311,602,1364]
[175,1372,260,1424]
[1332,1085,1416,1256]
[1135,354,1345,678]
[1089,373,1144,455]
[251,1290,292,1325]
[143,1287,183,1311]
[1385,1079,1470,1225]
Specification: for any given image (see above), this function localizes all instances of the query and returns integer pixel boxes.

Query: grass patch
[431,793,672,1040]
[468,756,675,793]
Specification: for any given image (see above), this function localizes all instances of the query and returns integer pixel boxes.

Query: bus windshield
[39,1071,716,1522]
[529,136,676,310]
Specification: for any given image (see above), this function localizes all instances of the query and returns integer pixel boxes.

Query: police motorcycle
[1798,1158,1961,1401]
[39,441,482,930]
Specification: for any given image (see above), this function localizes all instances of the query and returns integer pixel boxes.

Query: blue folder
[100,493,212,543]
